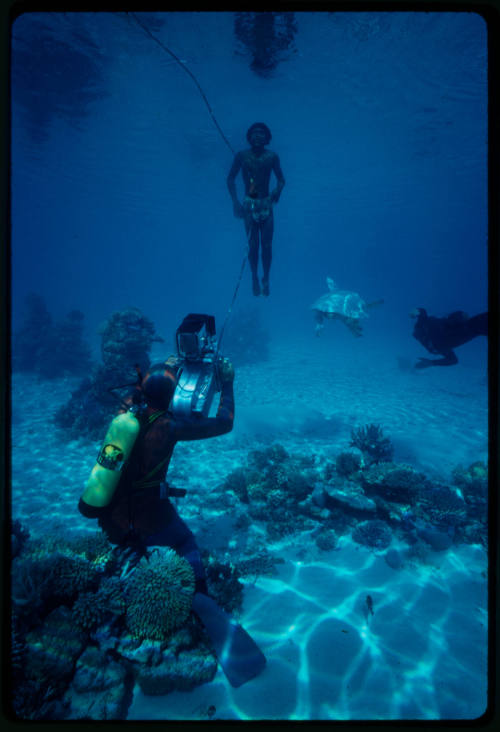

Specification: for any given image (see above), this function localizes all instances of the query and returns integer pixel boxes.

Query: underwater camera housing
[171,313,223,418]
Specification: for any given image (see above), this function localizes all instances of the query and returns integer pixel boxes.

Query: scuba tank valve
[81,409,141,508]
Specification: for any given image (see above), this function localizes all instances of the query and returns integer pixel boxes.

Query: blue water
[11,11,487,351]
[9,10,489,722]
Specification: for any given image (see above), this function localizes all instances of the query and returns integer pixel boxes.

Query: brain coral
[125,549,195,641]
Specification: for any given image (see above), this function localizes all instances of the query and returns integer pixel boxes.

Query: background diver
[227,122,285,297]
[78,354,265,687]
[410,307,488,368]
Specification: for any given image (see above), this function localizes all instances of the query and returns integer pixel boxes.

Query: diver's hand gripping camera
[171,313,224,418]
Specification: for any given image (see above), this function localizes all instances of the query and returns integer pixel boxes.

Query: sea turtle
[311,278,384,337]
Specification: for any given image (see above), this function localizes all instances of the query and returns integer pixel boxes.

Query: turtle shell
[311,290,367,319]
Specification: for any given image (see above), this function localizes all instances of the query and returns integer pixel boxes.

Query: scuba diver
[78,348,265,687]
[410,308,488,368]
[227,122,285,297]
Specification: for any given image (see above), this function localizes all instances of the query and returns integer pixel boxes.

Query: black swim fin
[192,592,266,688]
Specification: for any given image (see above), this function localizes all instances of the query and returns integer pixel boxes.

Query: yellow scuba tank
[81,409,141,508]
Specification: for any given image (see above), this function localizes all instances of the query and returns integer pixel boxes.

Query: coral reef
[54,307,163,439]
[14,606,88,719]
[350,423,394,465]
[63,647,131,720]
[72,578,125,632]
[115,621,217,697]
[49,553,101,600]
[225,443,319,539]
[225,431,486,557]
[11,530,219,720]
[451,461,488,520]
[361,462,430,503]
[202,552,244,615]
[335,451,362,478]
[324,483,377,516]
[221,306,270,365]
[223,466,249,503]
[416,482,467,529]
[124,548,195,641]
[352,519,392,549]
[313,527,338,552]
[12,293,92,378]
[98,307,162,377]
[135,640,217,695]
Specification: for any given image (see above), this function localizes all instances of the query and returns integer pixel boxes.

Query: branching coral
[350,423,394,464]
[72,577,125,631]
[124,548,195,641]
[48,553,100,601]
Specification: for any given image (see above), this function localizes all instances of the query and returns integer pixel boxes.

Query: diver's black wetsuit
[413,308,488,368]
[78,380,234,592]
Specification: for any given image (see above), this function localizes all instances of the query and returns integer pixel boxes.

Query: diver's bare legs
[260,215,273,296]
[245,214,273,297]
[245,217,261,295]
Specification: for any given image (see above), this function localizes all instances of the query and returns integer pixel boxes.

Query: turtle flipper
[344,317,363,337]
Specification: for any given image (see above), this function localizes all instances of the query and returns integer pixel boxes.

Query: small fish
[366,595,374,616]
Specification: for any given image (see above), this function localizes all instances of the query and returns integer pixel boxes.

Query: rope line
[128,12,235,156]
[216,253,248,356]
[124,12,249,357]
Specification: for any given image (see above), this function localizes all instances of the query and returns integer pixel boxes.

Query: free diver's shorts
[244,196,272,223]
